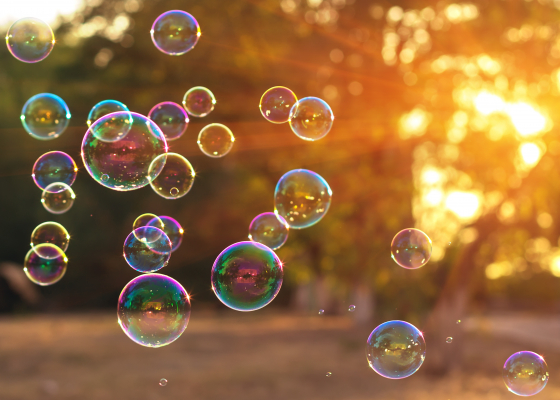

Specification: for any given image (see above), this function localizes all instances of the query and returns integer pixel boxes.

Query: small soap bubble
[41,183,75,214]
[259,86,298,124]
[148,102,189,141]
[289,97,333,141]
[366,320,426,379]
[456,320,461,324]
[503,351,549,396]
[6,17,54,63]
[123,227,172,273]
[248,212,289,250]
[326,372,332,377]
[198,123,234,158]
[118,274,191,347]
[348,305,356,312]
[149,153,195,199]
[274,169,332,229]
[183,87,216,117]
[31,222,70,257]
[159,378,167,387]
[134,214,164,232]
[87,100,129,127]
[318,309,325,315]
[81,112,168,191]
[391,228,432,269]
[32,151,77,192]
[24,244,67,286]
[446,337,453,343]
[211,242,283,311]
[21,93,71,140]
[151,11,200,56]
[148,216,184,252]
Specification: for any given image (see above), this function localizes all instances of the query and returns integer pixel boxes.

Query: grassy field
[0,310,558,400]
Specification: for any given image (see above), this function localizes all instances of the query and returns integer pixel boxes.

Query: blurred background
[1,0,560,398]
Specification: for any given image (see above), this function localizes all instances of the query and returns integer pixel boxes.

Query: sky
[1,0,83,28]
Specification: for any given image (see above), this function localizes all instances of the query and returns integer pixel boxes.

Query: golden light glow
[485,261,514,280]
[505,102,546,137]
[421,169,441,185]
[445,191,480,219]
[398,108,431,139]
[519,142,541,166]
[550,255,560,277]
[424,189,443,206]
[473,91,504,115]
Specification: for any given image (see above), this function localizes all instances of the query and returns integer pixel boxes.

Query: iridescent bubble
[446,337,453,343]
[326,372,332,377]
[41,183,75,214]
[182,87,216,117]
[6,18,54,63]
[123,227,172,273]
[134,214,164,232]
[148,216,184,252]
[21,93,71,140]
[259,86,298,124]
[117,274,191,348]
[148,102,189,141]
[31,222,69,257]
[211,241,283,312]
[150,10,200,56]
[81,112,168,191]
[274,169,332,229]
[318,309,325,315]
[159,379,167,387]
[32,151,77,192]
[87,100,129,126]
[24,244,67,286]
[503,351,549,396]
[349,305,356,312]
[391,228,432,269]
[289,97,334,141]
[366,320,426,379]
[248,212,289,250]
[149,153,195,199]
[198,123,234,158]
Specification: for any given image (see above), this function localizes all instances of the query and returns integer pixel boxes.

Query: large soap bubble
[211,241,283,312]
[274,169,332,229]
[41,183,75,214]
[391,228,432,269]
[21,93,71,140]
[32,151,77,192]
[183,87,215,117]
[151,10,200,56]
[81,112,168,191]
[366,320,426,379]
[24,244,67,286]
[6,17,54,63]
[31,222,70,257]
[148,102,189,141]
[117,274,191,347]
[148,216,184,252]
[123,227,172,273]
[503,351,549,396]
[197,123,234,158]
[149,153,195,199]
[259,86,297,124]
[289,97,333,141]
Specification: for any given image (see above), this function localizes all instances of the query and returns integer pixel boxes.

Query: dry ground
[0,310,558,400]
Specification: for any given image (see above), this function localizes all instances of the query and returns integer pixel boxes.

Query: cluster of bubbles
[8,11,549,397]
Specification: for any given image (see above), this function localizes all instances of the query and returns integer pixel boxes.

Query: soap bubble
[148,102,189,141]
[289,97,333,141]
[31,222,69,257]
[117,274,191,347]
[503,351,549,396]
[349,305,356,312]
[326,372,332,377]
[259,86,298,124]
[123,227,172,273]
[318,309,325,315]
[391,228,432,269]
[81,112,168,191]
[366,320,426,379]
[248,212,289,250]
[134,214,164,232]
[151,10,200,56]
[211,241,283,312]
[6,18,54,63]
[182,87,216,117]
[198,123,234,158]
[274,169,332,229]
[32,151,77,192]
[41,183,75,214]
[149,153,195,199]
[87,100,129,126]
[446,337,453,343]
[24,244,67,286]
[159,379,167,387]
[456,320,461,324]
[21,93,71,140]
[148,216,184,252]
